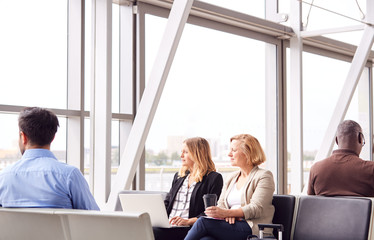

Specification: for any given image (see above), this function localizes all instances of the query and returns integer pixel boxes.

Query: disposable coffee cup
[203,194,217,209]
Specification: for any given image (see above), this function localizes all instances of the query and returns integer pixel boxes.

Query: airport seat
[252,195,296,240]
[115,190,168,211]
[57,210,154,240]
[292,195,372,240]
[0,208,155,240]
[0,208,66,240]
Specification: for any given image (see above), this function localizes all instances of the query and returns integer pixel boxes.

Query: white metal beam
[300,25,364,38]
[118,3,147,190]
[314,26,374,162]
[67,0,84,171]
[105,0,194,210]
[265,43,279,193]
[265,0,288,23]
[91,0,112,208]
[119,4,134,118]
[370,0,374,161]
[357,69,370,160]
[366,0,374,23]
[265,0,282,193]
[134,5,147,190]
[289,0,304,194]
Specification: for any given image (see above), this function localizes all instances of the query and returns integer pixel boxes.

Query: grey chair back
[293,196,372,240]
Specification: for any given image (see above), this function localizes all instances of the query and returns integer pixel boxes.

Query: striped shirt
[169,174,196,220]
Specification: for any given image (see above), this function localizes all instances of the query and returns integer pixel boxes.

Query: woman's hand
[225,217,236,224]
[205,206,229,219]
[169,216,193,226]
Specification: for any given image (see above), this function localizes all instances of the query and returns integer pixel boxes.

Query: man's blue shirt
[0,149,99,210]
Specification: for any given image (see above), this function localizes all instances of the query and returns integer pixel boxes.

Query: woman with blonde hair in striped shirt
[153,137,223,240]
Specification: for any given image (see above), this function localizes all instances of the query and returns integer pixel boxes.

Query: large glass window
[85,0,92,111]
[345,67,371,159]
[302,52,349,159]
[51,117,67,162]
[84,2,120,112]
[0,0,68,171]
[144,14,276,192]
[299,0,366,31]
[112,4,120,113]
[279,0,366,45]
[286,51,371,193]
[0,114,20,170]
[84,118,91,183]
[0,0,67,108]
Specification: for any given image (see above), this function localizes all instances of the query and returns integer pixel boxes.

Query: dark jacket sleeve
[209,172,224,199]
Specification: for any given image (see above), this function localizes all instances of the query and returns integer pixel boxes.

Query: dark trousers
[153,226,191,240]
[184,217,252,240]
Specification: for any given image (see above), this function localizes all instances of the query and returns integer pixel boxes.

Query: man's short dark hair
[18,107,59,146]
[337,120,362,138]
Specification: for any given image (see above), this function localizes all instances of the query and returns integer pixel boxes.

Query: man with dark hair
[308,120,374,197]
[0,107,99,210]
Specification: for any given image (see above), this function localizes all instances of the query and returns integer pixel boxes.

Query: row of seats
[266,195,374,240]
[0,207,155,240]
[114,191,374,239]
[1,193,373,240]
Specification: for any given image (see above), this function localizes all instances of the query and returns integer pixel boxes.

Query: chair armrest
[258,224,284,232]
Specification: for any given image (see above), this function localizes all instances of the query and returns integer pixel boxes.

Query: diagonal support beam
[105,0,194,210]
[314,25,374,162]
[300,25,364,38]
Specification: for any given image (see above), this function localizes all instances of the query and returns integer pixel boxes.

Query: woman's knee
[194,217,208,228]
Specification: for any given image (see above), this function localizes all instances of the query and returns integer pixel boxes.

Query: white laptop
[120,193,188,228]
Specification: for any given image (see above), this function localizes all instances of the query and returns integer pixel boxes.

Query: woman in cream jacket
[184,134,275,240]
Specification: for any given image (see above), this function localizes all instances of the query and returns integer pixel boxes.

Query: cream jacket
[217,166,275,236]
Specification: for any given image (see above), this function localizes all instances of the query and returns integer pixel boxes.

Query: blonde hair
[230,134,266,166]
[179,137,216,182]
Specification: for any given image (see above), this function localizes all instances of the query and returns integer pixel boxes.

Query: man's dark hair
[18,107,59,146]
[337,120,362,139]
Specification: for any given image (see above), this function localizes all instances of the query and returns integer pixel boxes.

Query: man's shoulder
[33,157,80,176]
[0,161,18,175]
[309,158,332,174]
[53,161,81,175]
[313,158,329,165]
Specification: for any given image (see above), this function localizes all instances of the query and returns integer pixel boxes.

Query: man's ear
[20,131,28,145]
